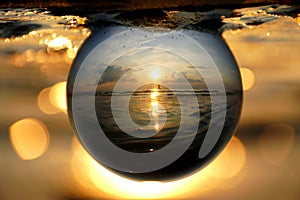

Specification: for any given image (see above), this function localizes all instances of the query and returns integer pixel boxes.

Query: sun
[150,69,160,80]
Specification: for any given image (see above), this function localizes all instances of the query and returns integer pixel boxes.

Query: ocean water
[96,89,210,152]
[95,88,240,152]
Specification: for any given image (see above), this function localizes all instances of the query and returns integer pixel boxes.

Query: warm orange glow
[35,50,48,63]
[151,101,158,108]
[24,49,35,62]
[37,87,60,115]
[67,46,78,59]
[49,81,67,112]
[71,136,246,199]
[151,101,159,116]
[295,14,300,25]
[71,137,194,199]
[259,123,295,166]
[9,118,50,160]
[207,136,247,179]
[14,54,25,68]
[154,123,160,132]
[150,91,158,99]
[150,90,164,132]
[47,36,72,51]
[240,67,255,91]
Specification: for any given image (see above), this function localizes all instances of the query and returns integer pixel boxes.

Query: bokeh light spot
[259,123,295,166]
[24,49,35,62]
[37,87,61,115]
[207,136,247,179]
[47,36,72,52]
[49,81,67,112]
[9,118,50,160]
[67,46,78,59]
[240,67,255,91]
[13,54,26,68]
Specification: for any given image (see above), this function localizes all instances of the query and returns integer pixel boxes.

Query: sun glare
[150,91,158,99]
[71,136,246,199]
[150,69,160,80]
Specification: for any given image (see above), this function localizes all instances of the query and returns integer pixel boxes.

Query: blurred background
[0,2,300,200]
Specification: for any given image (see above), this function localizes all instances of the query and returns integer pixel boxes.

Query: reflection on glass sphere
[67,25,242,181]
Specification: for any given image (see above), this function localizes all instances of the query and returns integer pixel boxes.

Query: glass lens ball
[67,25,242,181]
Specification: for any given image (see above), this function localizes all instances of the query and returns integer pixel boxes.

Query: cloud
[99,65,130,83]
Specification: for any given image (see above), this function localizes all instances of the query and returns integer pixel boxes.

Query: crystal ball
[67,25,242,181]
